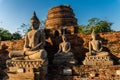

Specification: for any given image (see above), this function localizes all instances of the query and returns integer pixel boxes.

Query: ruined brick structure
[45,5,78,36]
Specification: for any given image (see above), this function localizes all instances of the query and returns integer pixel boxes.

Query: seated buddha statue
[55,35,73,56]
[53,35,76,64]
[9,12,47,61]
[86,30,109,57]
[8,12,48,80]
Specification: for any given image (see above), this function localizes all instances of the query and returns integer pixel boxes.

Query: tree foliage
[0,28,22,41]
[78,18,113,34]
[17,20,45,37]
[17,23,31,37]
[0,28,12,41]
[39,20,45,29]
[12,32,22,40]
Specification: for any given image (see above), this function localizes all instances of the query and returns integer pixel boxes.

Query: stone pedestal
[6,60,47,80]
[53,55,76,65]
[83,56,113,65]
[51,54,76,79]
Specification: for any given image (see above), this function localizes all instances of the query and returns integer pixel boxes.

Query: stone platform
[6,60,45,80]
[83,56,113,65]
[53,55,76,65]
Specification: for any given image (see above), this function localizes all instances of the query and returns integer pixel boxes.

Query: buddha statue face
[30,21,39,30]
[30,12,40,30]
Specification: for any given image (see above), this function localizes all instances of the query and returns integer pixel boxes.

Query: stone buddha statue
[8,12,48,80]
[86,30,109,57]
[53,35,76,64]
[9,12,47,61]
[55,35,73,56]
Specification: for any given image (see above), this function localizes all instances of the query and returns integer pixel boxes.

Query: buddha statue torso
[24,29,42,51]
[28,30,41,48]
[90,40,102,52]
[60,42,70,53]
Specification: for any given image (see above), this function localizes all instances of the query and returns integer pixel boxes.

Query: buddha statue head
[62,35,67,42]
[91,29,97,40]
[30,11,40,30]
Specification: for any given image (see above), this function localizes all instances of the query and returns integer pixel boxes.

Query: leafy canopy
[78,18,113,34]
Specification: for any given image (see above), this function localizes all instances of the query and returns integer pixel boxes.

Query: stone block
[6,60,46,80]
[83,56,113,65]
[8,72,34,80]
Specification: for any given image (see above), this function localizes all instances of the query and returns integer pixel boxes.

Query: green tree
[78,25,85,34]
[78,18,113,34]
[12,32,22,40]
[39,20,45,29]
[17,23,31,37]
[94,20,113,32]
[0,28,12,40]
[17,20,45,37]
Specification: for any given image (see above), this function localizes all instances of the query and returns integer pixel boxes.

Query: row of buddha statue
[8,12,111,80]
[9,12,109,60]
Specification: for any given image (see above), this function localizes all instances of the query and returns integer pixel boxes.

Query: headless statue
[86,30,109,57]
[9,12,47,61]
[55,35,73,56]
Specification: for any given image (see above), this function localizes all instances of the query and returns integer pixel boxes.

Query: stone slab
[83,56,113,65]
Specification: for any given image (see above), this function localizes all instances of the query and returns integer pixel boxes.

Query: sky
[0,0,120,33]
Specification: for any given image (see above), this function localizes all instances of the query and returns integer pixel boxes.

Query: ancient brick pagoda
[45,5,78,36]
